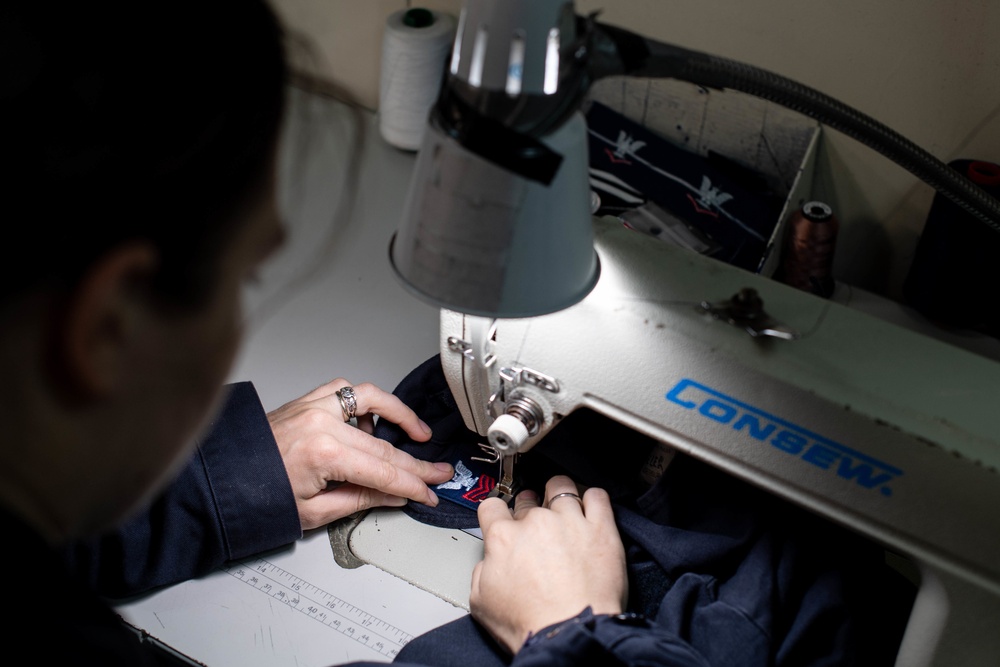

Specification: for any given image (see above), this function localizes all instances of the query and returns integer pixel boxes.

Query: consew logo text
[666,379,901,496]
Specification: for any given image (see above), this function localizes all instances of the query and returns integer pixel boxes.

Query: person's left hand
[267,378,454,530]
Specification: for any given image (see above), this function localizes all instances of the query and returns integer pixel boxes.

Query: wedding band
[336,386,357,422]
[546,492,583,509]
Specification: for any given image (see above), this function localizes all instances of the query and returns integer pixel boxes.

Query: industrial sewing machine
[381,1,1000,664]
[431,219,1000,666]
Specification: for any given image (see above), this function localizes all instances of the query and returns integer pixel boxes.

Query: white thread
[378,8,457,151]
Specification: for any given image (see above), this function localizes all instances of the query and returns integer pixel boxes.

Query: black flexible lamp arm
[584,19,1000,234]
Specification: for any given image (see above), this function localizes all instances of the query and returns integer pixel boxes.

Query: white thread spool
[378,8,456,151]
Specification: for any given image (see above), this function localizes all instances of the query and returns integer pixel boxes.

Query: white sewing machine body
[438,216,1000,667]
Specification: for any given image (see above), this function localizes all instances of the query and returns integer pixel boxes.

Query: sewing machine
[382,0,1000,664]
[431,215,1000,666]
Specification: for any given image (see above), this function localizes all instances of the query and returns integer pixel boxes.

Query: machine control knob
[488,414,530,453]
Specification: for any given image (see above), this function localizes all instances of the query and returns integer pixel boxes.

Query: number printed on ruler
[224,558,413,658]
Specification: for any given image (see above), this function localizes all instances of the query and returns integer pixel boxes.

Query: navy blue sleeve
[388,608,712,667]
[510,609,711,667]
[63,382,302,598]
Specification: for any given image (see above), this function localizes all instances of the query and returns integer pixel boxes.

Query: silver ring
[545,492,583,509]
[336,387,357,422]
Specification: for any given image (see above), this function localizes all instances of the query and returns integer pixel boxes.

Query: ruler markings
[224,557,413,658]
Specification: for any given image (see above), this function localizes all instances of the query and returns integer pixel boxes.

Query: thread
[781,201,839,298]
[378,8,456,151]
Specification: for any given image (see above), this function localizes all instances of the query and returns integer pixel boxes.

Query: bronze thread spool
[782,201,839,298]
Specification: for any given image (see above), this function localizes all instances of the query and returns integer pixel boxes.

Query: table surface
[114,88,472,667]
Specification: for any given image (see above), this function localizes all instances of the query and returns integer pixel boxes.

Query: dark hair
[1,1,287,307]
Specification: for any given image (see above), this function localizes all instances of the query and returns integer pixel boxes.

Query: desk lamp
[389,0,1000,318]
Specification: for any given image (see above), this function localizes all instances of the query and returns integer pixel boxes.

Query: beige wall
[272,0,1000,300]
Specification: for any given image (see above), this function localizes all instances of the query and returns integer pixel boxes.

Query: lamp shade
[389,111,599,318]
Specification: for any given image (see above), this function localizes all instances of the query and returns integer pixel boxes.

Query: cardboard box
[585,77,820,277]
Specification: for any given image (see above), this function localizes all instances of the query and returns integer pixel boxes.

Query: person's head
[0,1,288,541]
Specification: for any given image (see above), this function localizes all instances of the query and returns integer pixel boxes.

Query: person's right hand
[469,475,628,654]
[267,378,454,530]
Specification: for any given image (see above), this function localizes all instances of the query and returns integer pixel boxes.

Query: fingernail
[426,488,439,507]
[433,461,454,474]
[419,419,432,435]
[384,495,407,507]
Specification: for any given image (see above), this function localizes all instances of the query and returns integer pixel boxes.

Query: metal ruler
[223,557,413,659]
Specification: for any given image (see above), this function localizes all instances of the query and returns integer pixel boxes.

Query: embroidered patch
[436,459,497,510]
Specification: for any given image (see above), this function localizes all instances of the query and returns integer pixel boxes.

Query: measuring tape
[224,557,413,658]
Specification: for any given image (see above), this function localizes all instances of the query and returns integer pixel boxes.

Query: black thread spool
[903,160,1000,336]
[781,201,839,298]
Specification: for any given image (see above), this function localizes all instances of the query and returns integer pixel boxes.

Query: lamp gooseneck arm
[585,20,1000,234]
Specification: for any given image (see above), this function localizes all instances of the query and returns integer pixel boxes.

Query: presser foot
[487,478,521,505]
[485,452,521,505]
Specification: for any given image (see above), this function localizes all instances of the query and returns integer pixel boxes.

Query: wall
[271,0,1000,302]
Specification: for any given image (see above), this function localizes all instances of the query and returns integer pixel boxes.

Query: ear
[60,242,160,398]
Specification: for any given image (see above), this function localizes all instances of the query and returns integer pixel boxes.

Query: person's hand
[470,475,628,654]
[267,379,455,530]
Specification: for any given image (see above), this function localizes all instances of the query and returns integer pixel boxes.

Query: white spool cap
[378,8,456,151]
[487,414,530,454]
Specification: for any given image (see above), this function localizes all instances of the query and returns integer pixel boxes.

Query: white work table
[114,87,473,666]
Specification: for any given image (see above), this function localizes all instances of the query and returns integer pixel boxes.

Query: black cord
[592,25,1000,235]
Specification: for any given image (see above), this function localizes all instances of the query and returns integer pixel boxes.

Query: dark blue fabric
[372,355,653,529]
[375,355,915,666]
[586,101,787,273]
[372,354,489,529]
[62,381,301,597]
[393,608,712,667]
[387,615,509,667]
